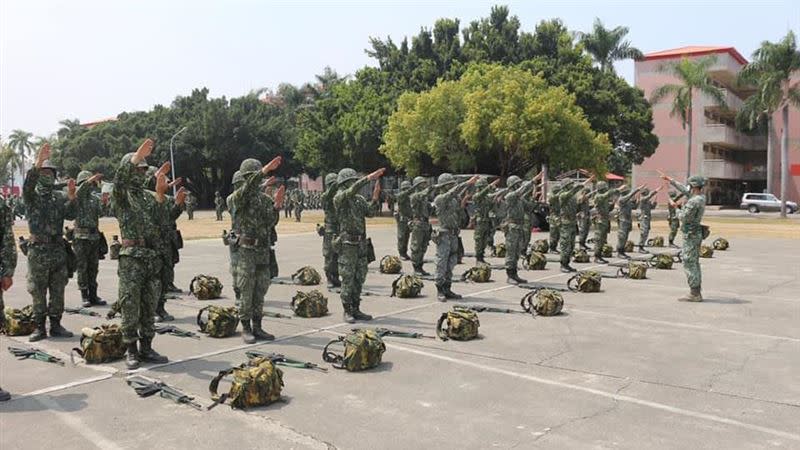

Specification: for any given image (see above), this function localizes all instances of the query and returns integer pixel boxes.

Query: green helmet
[688,175,706,188]
[120,152,149,168]
[400,180,412,190]
[596,181,608,192]
[324,173,338,186]
[437,173,456,187]
[476,178,488,188]
[412,176,428,188]
[506,175,522,189]
[231,170,244,186]
[76,170,93,185]
[239,158,262,174]
[337,168,359,185]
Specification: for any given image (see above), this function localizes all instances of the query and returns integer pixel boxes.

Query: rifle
[8,346,64,366]
[245,350,327,372]
[371,327,435,339]
[107,301,122,319]
[455,304,529,315]
[155,325,200,339]
[517,282,569,292]
[262,310,292,319]
[64,306,101,317]
[126,375,203,411]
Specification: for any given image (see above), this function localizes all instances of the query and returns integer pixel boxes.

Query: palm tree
[7,129,34,184]
[650,56,727,179]
[739,31,800,217]
[0,138,24,189]
[736,81,778,196]
[576,18,644,73]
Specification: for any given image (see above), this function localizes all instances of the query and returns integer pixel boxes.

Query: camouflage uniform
[616,186,643,258]
[292,189,305,222]
[558,181,584,272]
[153,177,184,321]
[433,174,471,300]
[667,191,684,247]
[0,197,16,401]
[671,177,706,301]
[185,193,196,220]
[503,177,535,284]
[409,177,432,275]
[591,182,621,263]
[226,171,244,303]
[23,165,77,341]
[637,188,658,252]
[214,191,225,221]
[576,187,593,250]
[547,186,562,252]
[73,171,106,307]
[322,173,340,288]
[394,181,413,259]
[471,179,495,262]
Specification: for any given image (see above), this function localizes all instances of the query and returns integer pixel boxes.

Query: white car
[740,193,798,214]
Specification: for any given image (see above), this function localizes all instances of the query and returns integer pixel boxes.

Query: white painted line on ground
[35,393,125,450]
[12,374,113,400]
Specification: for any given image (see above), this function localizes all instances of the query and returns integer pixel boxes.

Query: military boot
[138,338,168,364]
[400,252,411,261]
[166,283,183,294]
[506,269,527,285]
[351,307,373,321]
[251,317,275,341]
[49,317,73,338]
[413,263,430,276]
[638,245,648,254]
[241,320,256,344]
[0,387,11,402]
[342,305,357,324]
[593,256,608,264]
[560,264,577,273]
[90,283,106,306]
[28,321,47,342]
[125,342,140,370]
[444,284,462,300]
[669,241,678,248]
[476,255,485,264]
[81,288,92,308]
[617,250,630,259]
[436,285,447,302]
[678,287,703,302]
[154,300,174,322]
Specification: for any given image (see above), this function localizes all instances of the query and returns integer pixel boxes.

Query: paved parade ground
[1,214,799,449]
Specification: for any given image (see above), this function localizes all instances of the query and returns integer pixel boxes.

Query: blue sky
[1,0,797,137]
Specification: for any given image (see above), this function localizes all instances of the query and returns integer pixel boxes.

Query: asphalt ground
[1,223,798,449]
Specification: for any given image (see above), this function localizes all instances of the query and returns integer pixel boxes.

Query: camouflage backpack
[700,245,714,258]
[494,243,507,257]
[2,305,36,336]
[436,306,480,341]
[291,290,328,318]
[712,237,729,251]
[531,239,549,254]
[619,262,648,280]
[624,240,634,253]
[379,255,402,274]
[73,324,126,364]
[572,248,590,263]
[292,266,321,286]
[391,275,424,298]
[568,270,602,293]
[523,251,547,270]
[520,289,564,316]
[323,329,386,371]
[646,236,665,247]
[461,264,492,283]
[601,244,613,258]
[197,306,239,338]
[189,275,223,300]
[109,235,121,260]
[649,253,674,270]
[209,357,284,409]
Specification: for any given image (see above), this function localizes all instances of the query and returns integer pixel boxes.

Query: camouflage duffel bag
[619,262,648,280]
[646,236,665,247]
[322,329,386,371]
[601,244,613,258]
[291,290,328,318]
[568,270,602,293]
[379,255,402,274]
[572,248,590,263]
[189,274,223,300]
[649,253,674,270]
[624,240,634,253]
[391,275,424,298]
[531,239,549,254]
[523,251,547,270]
[209,357,284,409]
[197,306,239,338]
[494,243,506,257]
[1,305,36,336]
[520,289,564,316]
[73,324,125,364]
[712,237,729,251]
[292,266,321,286]
[436,306,479,341]
[700,245,714,258]
[461,263,492,283]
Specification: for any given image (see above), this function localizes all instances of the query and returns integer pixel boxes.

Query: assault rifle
[64,306,101,317]
[371,327,435,339]
[245,351,327,372]
[8,346,64,366]
[155,325,200,339]
[455,304,528,315]
[262,310,292,319]
[126,375,203,410]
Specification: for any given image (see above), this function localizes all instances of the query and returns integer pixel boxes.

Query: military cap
[337,168,359,185]
[231,170,244,185]
[324,173,338,186]
[239,158,262,174]
[436,173,456,187]
[506,175,522,189]
[400,180,412,190]
[76,170,93,185]
[412,176,428,188]
[40,160,59,175]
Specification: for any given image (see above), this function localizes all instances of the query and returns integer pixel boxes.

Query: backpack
[322,329,386,371]
[292,266,321,286]
[572,248,590,263]
[291,290,328,318]
[391,275,424,298]
[520,289,564,316]
[624,240,634,253]
[461,264,492,283]
[73,324,126,364]
[189,275,223,300]
[436,306,480,341]
[646,236,665,247]
[601,244,613,258]
[712,237,729,251]
[619,262,648,280]
[109,235,121,260]
[379,255,402,274]
[700,245,714,258]
[494,243,506,257]
[197,306,239,338]
[568,271,602,293]
[531,239,549,254]
[523,251,547,270]
[2,305,35,336]
[649,253,674,270]
[209,357,284,409]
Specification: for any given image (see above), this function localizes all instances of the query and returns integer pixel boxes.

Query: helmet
[40,160,58,176]
[506,175,522,189]
[120,152,149,168]
[437,173,456,187]
[688,175,706,188]
[412,176,428,188]
[324,173,338,186]
[400,180,412,190]
[76,170,93,185]
[231,170,244,186]
[337,168,359,185]
[596,181,608,192]
[239,158,262,174]
[475,178,488,188]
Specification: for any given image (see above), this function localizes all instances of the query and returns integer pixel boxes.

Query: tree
[576,18,643,73]
[0,139,24,187]
[650,56,727,178]
[7,129,34,186]
[739,31,800,217]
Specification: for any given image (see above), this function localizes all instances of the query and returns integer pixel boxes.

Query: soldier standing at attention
[214,191,225,221]
[576,186,593,251]
[334,167,385,323]
[74,171,106,307]
[24,144,77,342]
[228,157,283,343]
[615,185,644,259]
[409,176,432,276]
[662,174,707,302]
[292,188,305,222]
[0,192,17,401]
[433,174,478,301]
[591,182,626,263]
[502,174,539,284]
[667,191,685,248]
[283,189,293,219]
[394,180,413,260]
[547,185,562,253]
[636,187,662,253]
[558,177,595,273]
[471,178,499,263]
[113,139,169,368]
[321,173,341,289]
[185,192,196,220]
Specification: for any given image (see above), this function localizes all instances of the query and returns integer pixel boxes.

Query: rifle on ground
[262,310,292,319]
[126,375,203,410]
[455,305,529,315]
[245,350,327,372]
[371,327,435,339]
[64,306,101,317]
[517,282,569,292]
[8,346,64,366]
[155,324,200,339]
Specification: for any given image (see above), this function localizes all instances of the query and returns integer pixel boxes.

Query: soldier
[472,178,499,263]
[292,188,305,222]
[547,184,562,253]
[662,174,707,302]
[502,174,539,284]
[615,185,645,259]
[409,177,432,275]
[214,191,225,221]
[0,189,17,401]
[591,182,626,263]
[667,191,685,248]
[636,187,662,253]
[394,180,413,260]
[321,173,341,288]
[185,192,196,220]
[558,177,595,273]
[228,157,283,343]
[73,170,106,307]
[113,139,169,368]
[24,144,77,342]
[433,174,478,300]
[334,167,385,323]
[386,189,396,216]
[576,186,593,250]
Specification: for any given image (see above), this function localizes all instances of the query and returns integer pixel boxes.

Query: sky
[1,0,798,138]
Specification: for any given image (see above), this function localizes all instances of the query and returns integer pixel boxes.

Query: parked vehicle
[740,193,798,214]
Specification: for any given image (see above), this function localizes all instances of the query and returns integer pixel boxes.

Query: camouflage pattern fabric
[591,186,620,258]
[637,190,658,247]
[437,306,480,341]
[394,186,413,256]
[649,253,674,269]
[2,306,36,336]
[109,235,121,260]
[472,183,495,260]
[521,289,564,316]
[600,244,613,257]
[558,183,583,266]
[461,263,492,283]
[547,191,561,251]
[292,266,321,286]
[646,236,665,247]
[503,181,535,270]
[523,251,547,270]
[568,270,602,293]
[189,275,223,300]
[712,238,729,251]
[616,189,639,253]
[433,177,471,289]
[572,248,590,263]
[0,199,17,324]
[74,324,126,364]
[210,357,284,409]
[494,242,506,257]
[531,239,549,254]
[291,290,329,318]
[322,179,340,283]
[409,188,432,268]
[197,305,239,338]
[334,175,377,312]
[379,255,402,274]
[699,245,714,258]
[214,192,226,221]
[73,179,103,291]
[624,240,634,253]
[672,180,706,290]
[619,262,648,279]
[576,189,592,248]
[323,328,386,371]
[390,274,424,298]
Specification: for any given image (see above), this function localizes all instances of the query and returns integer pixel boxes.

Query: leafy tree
[7,129,34,184]
[576,18,643,73]
[0,139,23,188]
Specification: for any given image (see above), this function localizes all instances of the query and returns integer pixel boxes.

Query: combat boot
[241,320,256,344]
[29,321,47,342]
[138,338,168,364]
[154,300,174,323]
[342,306,357,324]
[251,317,275,341]
[436,285,447,302]
[593,256,608,264]
[506,269,527,285]
[0,387,10,402]
[166,283,183,294]
[49,318,73,338]
[617,250,630,259]
[444,284,462,300]
[476,255,485,264]
[638,245,648,254]
[90,283,106,306]
[560,264,577,273]
[669,241,679,248]
[413,263,430,276]
[400,252,411,261]
[351,308,373,321]
[678,287,703,302]
[125,342,140,369]
[81,288,92,307]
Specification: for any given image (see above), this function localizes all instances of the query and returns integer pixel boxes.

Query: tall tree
[7,129,34,183]
[650,56,727,178]
[576,18,643,73]
[739,31,800,217]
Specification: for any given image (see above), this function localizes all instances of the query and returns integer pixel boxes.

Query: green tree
[0,139,24,188]
[576,18,643,73]
[7,129,34,185]
[650,56,727,178]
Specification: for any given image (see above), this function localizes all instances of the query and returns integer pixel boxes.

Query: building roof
[643,46,747,65]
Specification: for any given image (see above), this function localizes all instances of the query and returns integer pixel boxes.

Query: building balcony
[702,124,766,150]
[702,88,744,113]
[703,159,766,180]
